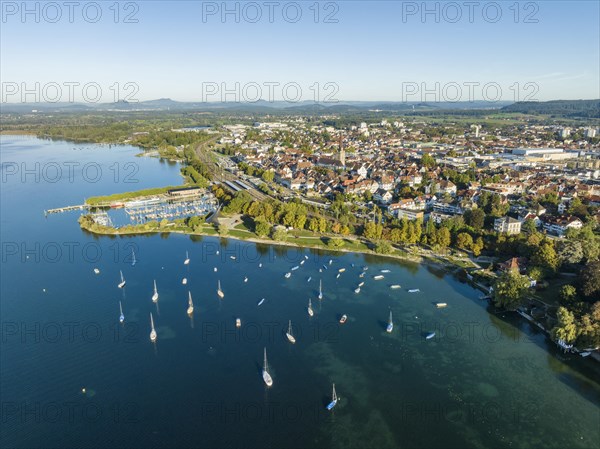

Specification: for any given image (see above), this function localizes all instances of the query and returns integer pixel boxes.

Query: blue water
[1,135,599,448]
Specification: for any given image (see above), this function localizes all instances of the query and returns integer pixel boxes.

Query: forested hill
[501,100,600,118]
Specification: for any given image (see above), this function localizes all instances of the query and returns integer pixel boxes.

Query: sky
[1,1,599,103]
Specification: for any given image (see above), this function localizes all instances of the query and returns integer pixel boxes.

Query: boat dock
[45,204,88,215]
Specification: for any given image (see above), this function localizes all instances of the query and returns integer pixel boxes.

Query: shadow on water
[490,309,600,406]
[376,319,388,331]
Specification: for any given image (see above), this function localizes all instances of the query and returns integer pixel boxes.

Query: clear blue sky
[1,1,599,103]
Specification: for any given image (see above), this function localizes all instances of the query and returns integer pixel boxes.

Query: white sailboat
[286,320,296,344]
[318,279,323,300]
[93,268,100,274]
[131,249,136,266]
[244,276,248,283]
[386,310,393,333]
[187,291,194,315]
[184,251,190,265]
[118,270,126,288]
[308,298,314,317]
[262,347,273,387]
[354,286,361,294]
[326,383,338,410]
[150,313,157,342]
[258,297,266,306]
[119,301,124,323]
[217,280,224,299]
[284,272,291,279]
[152,280,159,302]
[408,289,420,293]
[182,277,188,285]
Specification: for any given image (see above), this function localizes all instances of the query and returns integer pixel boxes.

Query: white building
[494,217,522,235]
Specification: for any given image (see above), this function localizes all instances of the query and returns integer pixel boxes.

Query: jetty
[45,204,88,215]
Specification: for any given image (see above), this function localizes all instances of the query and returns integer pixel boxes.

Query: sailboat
[217,280,224,299]
[326,384,338,410]
[93,268,100,274]
[307,298,314,317]
[187,291,194,315]
[286,320,296,344]
[284,272,292,279]
[119,301,124,323]
[262,347,273,387]
[354,286,361,294]
[318,280,323,300]
[182,277,188,285]
[152,280,159,302]
[118,270,126,288]
[258,297,266,306]
[184,251,190,265]
[150,313,157,342]
[244,276,248,283]
[131,249,136,266]
[386,311,393,333]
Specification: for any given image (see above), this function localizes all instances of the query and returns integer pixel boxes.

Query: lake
[1,135,599,449]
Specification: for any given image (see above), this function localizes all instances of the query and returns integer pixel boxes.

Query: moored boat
[326,384,338,410]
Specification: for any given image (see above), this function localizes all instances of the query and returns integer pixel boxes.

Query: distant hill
[501,100,600,118]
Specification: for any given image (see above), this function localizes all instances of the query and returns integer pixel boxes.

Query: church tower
[339,136,346,166]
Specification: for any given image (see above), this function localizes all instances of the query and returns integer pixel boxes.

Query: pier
[45,204,88,215]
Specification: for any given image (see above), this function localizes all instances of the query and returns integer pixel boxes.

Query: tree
[421,153,436,168]
[464,208,485,230]
[308,217,320,233]
[521,218,537,234]
[456,232,474,251]
[579,261,600,300]
[531,241,559,275]
[576,314,600,349]
[261,170,274,183]
[559,285,578,305]
[272,228,288,242]
[374,240,393,254]
[363,221,383,240]
[254,219,270,238]
[328,238,344,249]
[472,237,484,257]
[551,307,578,344]
[528,266,545,282]
[436,227,451,248]
[218,223,229,236]
[493,270,530,310]
[557,240,584,265]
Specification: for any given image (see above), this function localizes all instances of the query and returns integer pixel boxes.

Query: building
[168,187,203,197]
[541,216,584,236]
[511,148,575,161]
[395,209,424,221]
[494,216,522,235]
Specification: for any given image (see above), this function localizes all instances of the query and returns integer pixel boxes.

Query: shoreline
[78,220,474,271]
